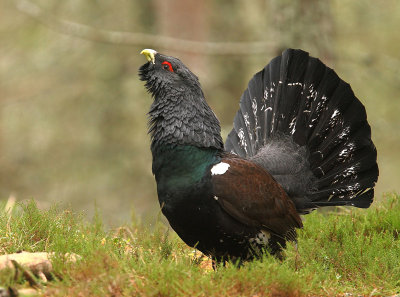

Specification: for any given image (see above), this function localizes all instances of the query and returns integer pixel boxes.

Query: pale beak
[140,49,157,64]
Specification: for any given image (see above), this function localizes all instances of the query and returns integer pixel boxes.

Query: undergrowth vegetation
[1,194,400,296]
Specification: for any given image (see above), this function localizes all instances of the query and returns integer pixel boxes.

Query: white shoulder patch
[211,162,230,175]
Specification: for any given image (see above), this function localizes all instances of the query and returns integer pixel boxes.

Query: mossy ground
[1,194,399,296]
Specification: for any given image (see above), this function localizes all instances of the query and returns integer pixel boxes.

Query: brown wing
[211,155,302,238]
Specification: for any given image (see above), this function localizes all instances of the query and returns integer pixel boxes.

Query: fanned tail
[225,49,378,213]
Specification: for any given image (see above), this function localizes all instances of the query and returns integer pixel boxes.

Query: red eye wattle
[162,61,174,72]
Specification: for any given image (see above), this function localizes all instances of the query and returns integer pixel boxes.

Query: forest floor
[0,194,399,296]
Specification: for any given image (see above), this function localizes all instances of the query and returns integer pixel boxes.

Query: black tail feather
[225,49,378,213]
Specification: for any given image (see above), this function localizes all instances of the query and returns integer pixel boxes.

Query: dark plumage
[139,49,378,263]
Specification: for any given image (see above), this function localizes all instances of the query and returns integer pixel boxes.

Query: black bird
[139,49,378,263]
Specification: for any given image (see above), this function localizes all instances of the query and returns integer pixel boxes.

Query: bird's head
[138,49,223,151]
[139,49,202,99]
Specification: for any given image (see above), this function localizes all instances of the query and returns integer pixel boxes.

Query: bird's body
[139,49,378,262]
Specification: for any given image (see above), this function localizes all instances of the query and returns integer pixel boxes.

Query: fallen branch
[11,259,42,289]
[15,0,275,55]
[0,252,81,282]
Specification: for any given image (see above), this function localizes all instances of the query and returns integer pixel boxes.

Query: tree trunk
[269,0,335,63]
[153,0,210,76]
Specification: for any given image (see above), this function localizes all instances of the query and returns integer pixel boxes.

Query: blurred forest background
[0,0,399,225]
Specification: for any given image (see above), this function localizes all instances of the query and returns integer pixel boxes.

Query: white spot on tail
[243,112,250,128]
[214,196,219,201]
[287,82,303,87]
[338,126,350,140]
[251,97,260,144]
[342,165,357,178]
[238,128,248,153]
[289,116,297,135]
[263,88,269,101]
[211,162,230,175]
[331,109,340,119]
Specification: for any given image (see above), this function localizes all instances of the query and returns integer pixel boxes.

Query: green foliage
[0,195,400,296]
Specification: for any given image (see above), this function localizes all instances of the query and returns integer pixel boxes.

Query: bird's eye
[162,61,174,72]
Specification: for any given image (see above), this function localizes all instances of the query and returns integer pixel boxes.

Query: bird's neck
[151,144,220,189]
[148,93,224,150]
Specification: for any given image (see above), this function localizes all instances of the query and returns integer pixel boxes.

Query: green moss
[1,194,400,296]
